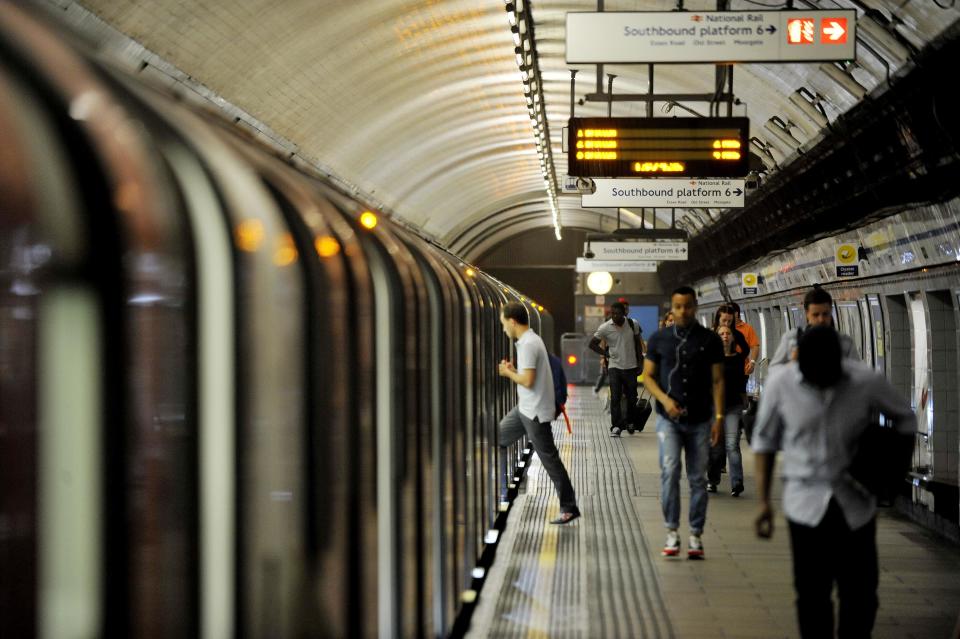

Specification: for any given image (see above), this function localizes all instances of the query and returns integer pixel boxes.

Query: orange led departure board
[567,117,750,178]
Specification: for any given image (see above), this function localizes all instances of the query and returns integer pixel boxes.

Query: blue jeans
[707,409,744,489]
[657,414,711,535]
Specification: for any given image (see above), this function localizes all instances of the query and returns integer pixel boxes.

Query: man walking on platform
[753,326,915,637]
[643,287,725,558]
[498,302,580,524]
[589,301,643,436]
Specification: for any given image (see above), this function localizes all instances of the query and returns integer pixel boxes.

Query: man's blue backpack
[547,353,568,419]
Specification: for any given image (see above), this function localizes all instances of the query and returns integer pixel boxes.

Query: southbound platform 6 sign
[567,117,749,178]
[566,10,857,63]
[582,178,745,208]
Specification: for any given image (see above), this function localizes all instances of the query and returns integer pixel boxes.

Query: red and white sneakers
[662,530,680,556]
[687,535,705,559]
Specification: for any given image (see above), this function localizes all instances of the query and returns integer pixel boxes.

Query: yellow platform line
[524,430,575,639]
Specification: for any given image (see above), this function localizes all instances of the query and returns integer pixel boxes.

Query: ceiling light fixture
[587,271,614,295]
[763,116,803,155]
[505,0,561,240]
[857,15,912,66]
[820,62,868,99]
[749,136,779,172]
[784,87,829,137]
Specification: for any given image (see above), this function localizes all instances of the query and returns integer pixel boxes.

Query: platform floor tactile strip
[468,386,674,639]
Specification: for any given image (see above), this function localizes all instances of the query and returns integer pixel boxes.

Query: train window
[907,293,934,479]
[925,291,959,481]
[770,306,784,336]
[885,294,911,397]
[788,306,802,329]
[836,302,863,360]
[910,293,932,430]
[858,299,873,367]
[868,295,886,373]
[746,309,761,335]
[758,310,768,360]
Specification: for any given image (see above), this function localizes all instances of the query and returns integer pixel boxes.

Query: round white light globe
[586,271,613,295]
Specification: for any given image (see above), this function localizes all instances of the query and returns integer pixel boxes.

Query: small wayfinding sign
[741,272,759,295]
[588,241,688,261]
[835,243,859,277]
[582,178,745,208]
[576,258,658,273]
[566,11,856,64]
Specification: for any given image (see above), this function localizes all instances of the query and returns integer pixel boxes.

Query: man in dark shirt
[643,286,725,559]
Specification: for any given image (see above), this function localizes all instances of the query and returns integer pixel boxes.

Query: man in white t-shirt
[589,301,643,436]
[498,302,580,524]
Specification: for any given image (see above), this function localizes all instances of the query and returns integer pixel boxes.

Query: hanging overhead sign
[586,241,688,261]
[582,178,745,208]
[576,258,658,273]
[566,10,857,63]
[567,117,749,178]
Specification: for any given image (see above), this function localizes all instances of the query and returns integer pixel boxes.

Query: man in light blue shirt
[498,302,579,525]
[753,326,915,638]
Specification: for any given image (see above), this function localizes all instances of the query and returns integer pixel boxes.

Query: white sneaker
[609,427,621,437]
[662,530,680,556]
[688,535,704,559]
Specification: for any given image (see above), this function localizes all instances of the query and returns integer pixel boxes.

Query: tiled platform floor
[468,386,960,638]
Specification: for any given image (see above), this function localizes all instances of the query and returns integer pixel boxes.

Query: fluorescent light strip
[506,0,561,239]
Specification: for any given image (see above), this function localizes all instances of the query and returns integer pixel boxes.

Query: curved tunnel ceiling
[67,0,959,261]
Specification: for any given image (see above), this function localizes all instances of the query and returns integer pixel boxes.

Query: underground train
[0,5,553,637]
[694,258,960,539]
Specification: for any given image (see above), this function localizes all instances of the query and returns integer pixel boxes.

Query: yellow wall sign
[835,243,859,277]
[741,272,759,295]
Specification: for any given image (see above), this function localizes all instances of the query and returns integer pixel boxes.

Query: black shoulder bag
[848,413,915,500]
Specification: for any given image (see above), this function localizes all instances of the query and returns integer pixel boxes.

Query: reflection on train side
[0,5,550,637]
